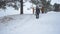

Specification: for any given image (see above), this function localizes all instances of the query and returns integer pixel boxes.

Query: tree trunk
[20,0,23,14]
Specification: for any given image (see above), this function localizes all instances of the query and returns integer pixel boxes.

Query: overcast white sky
[51,0,60,5]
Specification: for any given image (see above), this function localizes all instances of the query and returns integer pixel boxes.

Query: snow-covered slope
[0,6,20,17]
[0,11,60,34]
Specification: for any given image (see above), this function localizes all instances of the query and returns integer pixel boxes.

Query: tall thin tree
[20,0,23,14]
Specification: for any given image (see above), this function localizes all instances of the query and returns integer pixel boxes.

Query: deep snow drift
[0,11,60,34]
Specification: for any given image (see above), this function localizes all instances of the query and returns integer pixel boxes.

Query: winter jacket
[36,7,40,15]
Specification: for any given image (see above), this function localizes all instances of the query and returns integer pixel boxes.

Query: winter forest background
[0,0,60,17]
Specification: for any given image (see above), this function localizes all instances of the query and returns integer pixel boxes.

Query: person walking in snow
[36,5,40,19]
[41,7,44,14]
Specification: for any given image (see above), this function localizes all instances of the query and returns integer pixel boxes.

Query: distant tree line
[0,1,6,9]
[0,0,20,10]
[30,0,52,13]
[54,3,60,11]
[0,0,24,14]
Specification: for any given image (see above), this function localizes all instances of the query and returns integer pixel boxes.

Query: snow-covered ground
[0,6,20,17]
[0,11,60,34]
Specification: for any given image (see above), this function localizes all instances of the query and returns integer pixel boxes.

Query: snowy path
[0,12,60,34]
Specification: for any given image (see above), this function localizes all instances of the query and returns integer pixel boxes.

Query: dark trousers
[36,13,39,19]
